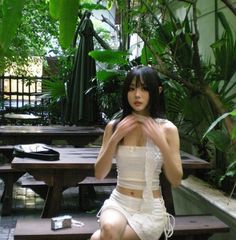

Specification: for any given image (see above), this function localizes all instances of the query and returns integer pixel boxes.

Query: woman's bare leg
[90,209,140,240]
[122,225,140,240]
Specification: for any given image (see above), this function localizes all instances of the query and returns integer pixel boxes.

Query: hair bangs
[120,66,165,121]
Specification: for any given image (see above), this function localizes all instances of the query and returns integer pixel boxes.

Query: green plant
[203,110,236,140]
[0,0,60,74]
[43,77,66,101]
[88,1,236,196]
[0,0,25,57]
[1,0,236,193]
[88,50,130,118]
[203,109,236,196]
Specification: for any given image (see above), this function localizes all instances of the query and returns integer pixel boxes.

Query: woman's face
[127,78,150,115]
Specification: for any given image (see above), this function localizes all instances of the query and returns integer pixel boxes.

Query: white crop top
[115,145,163,191]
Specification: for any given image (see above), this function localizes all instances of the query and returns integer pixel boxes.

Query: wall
[172,175,236,240]
[198,0,236,60]
[172,0,236,60]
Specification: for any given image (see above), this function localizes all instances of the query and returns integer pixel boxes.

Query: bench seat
[0,145,115,215]
[0,145,14,161]
[78,176,117,186]
[78,176,116,210]
[18,175,117,210]
[0,164,25,215]
[13,214,230,240]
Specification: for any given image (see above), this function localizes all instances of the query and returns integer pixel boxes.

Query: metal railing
[0,75,50,110]
[0,75,53,125]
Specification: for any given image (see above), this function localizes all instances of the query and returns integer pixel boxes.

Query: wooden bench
[13,214,230,240]
[11,147,230,239]
[0,145,116,215]
[13,149,209,212]
[1,146,210,216]
[19,174,48,199]
[78,176,116,210]
[0,164,25,216]
[0,145,14,161]
[0,145,25,215]
[13,176,230,240]
[0,145,209,215]
[18,175,117,210]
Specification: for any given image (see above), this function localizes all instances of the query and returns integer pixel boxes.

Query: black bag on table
[13,143,60,161]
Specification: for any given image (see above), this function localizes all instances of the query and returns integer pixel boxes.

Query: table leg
[1,172,25,216]
[160,172,175,215]
[41,172,63,218]
[28,169,89,218]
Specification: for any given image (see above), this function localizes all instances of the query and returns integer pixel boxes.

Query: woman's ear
[158,86,163,94]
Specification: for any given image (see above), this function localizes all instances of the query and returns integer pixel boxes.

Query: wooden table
[3,113,42,125]
[11,147,104,218]
[11,147,210,218]
[4,113,41,120]
[0,125,104,146]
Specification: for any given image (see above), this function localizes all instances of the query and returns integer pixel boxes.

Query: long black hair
[120,65,165,120]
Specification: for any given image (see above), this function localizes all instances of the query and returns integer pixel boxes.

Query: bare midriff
[116,185,161,198]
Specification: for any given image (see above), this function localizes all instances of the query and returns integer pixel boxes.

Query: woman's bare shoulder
[157,118,178,133]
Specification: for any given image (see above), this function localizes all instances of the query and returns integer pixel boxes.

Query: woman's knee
[101,221,113,236]
[90,230,100,240]
[99,209,127,240]
[100,221,122,240]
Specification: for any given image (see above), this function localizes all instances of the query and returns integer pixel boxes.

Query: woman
[90,66,183,240]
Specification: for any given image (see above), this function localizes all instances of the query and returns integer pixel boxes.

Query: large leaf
[43,78,66,101]
[203,110,236,139]
[96,70,121,81]
[141,39,165,65]
[231,110,236,116]
[49,0,62,20]
[0,0,25,54]
[218,12,232,38]
[211,12,236,83]
[206,130,231,152]
[141,44,153,65]
[79,3,107,11]
[49,0,79,49]
[89,50,129,65]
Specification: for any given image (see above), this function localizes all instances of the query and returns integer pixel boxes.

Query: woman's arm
[161,123,183,187]
[94,121,118,179]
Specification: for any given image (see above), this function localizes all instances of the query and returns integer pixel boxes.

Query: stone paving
[0,179,113,240]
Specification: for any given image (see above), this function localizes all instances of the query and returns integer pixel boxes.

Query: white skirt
[97,189,174,240]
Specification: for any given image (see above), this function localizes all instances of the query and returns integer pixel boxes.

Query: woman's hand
[113,115,139,144]
[140,117,168,151]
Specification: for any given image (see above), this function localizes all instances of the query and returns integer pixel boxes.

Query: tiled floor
[0,178,113,240]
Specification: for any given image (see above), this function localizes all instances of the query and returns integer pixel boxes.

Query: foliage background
[0,0,236,193]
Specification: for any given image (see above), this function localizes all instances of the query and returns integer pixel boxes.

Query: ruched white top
[115,144,163,192]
